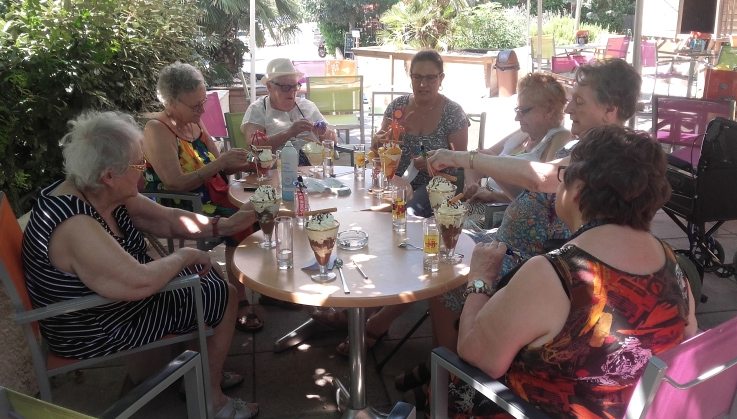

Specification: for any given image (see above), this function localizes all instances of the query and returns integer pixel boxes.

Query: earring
[439,85,443,91]
[410,83,413,89]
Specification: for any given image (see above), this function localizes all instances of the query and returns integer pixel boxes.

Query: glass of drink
[392,188,407,232]
[250,186,281,249]
[371,157,385,198]
[435,201,468,264]
[423,217,439,272]
[322,140,335,178]
[305,214,340,283]
[302,142,326,170]
[354,144,366,180]
[380,144,402,192]
[275,216,294,269]
[427,177,457,212]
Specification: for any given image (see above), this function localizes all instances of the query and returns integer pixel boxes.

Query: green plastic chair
[717,45,737,69]
[224,112,247,150]
[306,75,365,146]
[530,35,556,71]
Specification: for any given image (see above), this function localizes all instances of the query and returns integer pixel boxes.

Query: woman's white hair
[157,62,205,107]
[61,110,142,192]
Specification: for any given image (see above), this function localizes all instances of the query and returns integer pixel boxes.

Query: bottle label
[357,153,366,168]
[295,189,310,216]
[424,232,439,253]
[396,199,406,219]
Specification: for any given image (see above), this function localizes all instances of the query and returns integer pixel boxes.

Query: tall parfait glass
[305,214,340,283]
[250,185,281,249]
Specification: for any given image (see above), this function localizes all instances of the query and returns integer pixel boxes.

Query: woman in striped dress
[21,111,259,419]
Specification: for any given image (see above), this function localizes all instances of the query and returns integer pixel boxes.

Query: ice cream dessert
[379,142,402,180]
[302,141,326,166]
[427,176,457,210]
[250,185,281,236]
[255,149,275,177]
[305,213,340,267]
[435,199,467,252]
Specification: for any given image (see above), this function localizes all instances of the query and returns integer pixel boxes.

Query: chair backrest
[530,35,555,61]
[641,40,657,67]
[224,112,246,150]
[603,35,630,59]
[652,95,736,148]
[467,112,487,150]
[325,59,357,76]
[625,315,737,418]
[292,60,326,84]
[306,76,363,114]
[551,55,578,74]
[690,117,737,223]
[0,192,38,337]
[200,91,228,138]
[717,45,737,69]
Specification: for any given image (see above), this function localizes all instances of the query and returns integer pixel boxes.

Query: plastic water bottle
[281,141,298,201]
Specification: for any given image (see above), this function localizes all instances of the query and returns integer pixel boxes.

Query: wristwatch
[463,279,493,298]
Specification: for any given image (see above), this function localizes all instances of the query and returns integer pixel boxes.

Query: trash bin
[494,49,520,98]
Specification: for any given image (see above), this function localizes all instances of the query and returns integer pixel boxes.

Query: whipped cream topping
[305,212,337,230]
[428,176,455,191]
[252,185,279,202]
[302,142,325,154]
[258,149,273,161]
[437,199,466,216]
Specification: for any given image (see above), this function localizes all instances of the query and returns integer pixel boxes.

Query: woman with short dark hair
[456,125,697,418]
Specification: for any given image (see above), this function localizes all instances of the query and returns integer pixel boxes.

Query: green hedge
[0,0,203,215]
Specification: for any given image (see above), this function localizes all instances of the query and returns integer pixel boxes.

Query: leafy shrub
[378,0,458,50]
[0,0,202,215]
[318,22,349,57]
[448,3,527,50]
[529,13,609,46]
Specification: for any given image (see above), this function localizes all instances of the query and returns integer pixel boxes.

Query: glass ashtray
[337,230,369,250]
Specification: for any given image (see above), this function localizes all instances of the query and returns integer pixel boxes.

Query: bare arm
[458,244,570,378]
[143,120,251,191]
[125,194,257,240]
[429,149,569,193]
[48,215,214,301]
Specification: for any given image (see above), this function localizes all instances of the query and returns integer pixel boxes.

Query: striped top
[21,180,228,359]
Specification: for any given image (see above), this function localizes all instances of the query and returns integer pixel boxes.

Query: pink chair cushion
[200,92,227,138]
[645,315,737,418]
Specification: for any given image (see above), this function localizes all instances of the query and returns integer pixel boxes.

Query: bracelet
[195,170,205,183]
[469,150,479,169]
[212,215,221,237]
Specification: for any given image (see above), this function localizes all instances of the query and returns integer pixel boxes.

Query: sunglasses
[271,81,302,92]
[514,106,534,117]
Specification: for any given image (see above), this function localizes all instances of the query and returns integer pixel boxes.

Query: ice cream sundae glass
[253,147,275,184]
[305,213,340,283]
[380,142,402,191]
[427,176,458,211]
[250,185,281,248]
[302,141,326,168]
[435,197,467,264]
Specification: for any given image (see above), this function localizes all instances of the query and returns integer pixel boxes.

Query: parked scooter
[318,42,327,58]
[313,28,327,58]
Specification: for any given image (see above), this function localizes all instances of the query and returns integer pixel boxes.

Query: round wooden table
[233,211,474,418]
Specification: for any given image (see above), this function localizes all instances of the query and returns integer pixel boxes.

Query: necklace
[164,111,196,141]
[568,219,611,241]
[413,95,437,112]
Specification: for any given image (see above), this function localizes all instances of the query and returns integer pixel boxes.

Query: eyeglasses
[271,81,302,92]
[129,158,148,173]
[410,73,443,84]
[557,165,567,182]
[177,98,208,112]
[514,106,534,117]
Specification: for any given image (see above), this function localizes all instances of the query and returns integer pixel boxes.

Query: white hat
[260,58,304,85]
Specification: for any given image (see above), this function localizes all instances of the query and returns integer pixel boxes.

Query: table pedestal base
[334,377,388,419]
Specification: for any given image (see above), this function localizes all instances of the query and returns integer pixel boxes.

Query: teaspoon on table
[398,242,423,250]
[335,259,350,294]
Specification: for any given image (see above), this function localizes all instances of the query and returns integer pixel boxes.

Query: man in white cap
[241,58,336,164]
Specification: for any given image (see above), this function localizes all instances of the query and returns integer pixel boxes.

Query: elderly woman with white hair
[241,58,337,165]
[22,110,259,419]
[143,61,265,333]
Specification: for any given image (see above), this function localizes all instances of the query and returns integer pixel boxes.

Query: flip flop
[311,307,350,330]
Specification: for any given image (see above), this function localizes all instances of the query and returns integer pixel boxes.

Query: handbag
[204,171,236,210]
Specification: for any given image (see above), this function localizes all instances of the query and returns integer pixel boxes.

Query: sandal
[402,383,429,410]
[335,330,388,357]
[236,301,264,333]
[311,307,349,330]
[214,397,259,419]
[395,362,431,392]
